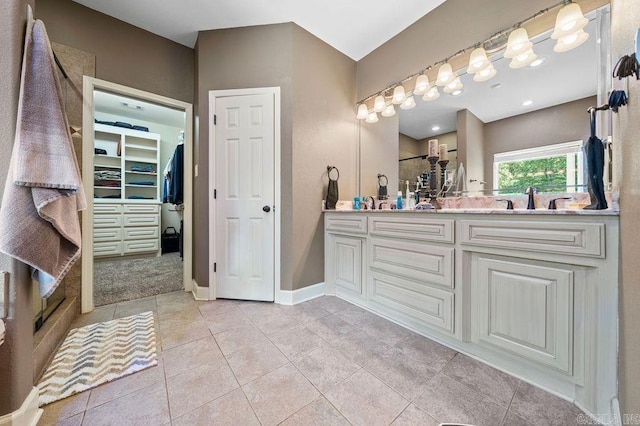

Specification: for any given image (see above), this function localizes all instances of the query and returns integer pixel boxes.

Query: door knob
[263,205,271,213]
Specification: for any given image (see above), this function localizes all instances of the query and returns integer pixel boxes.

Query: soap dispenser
[396,191,403,210]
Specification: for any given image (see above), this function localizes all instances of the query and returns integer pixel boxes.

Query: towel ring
[327,166,340,180]
[377,174,388,186]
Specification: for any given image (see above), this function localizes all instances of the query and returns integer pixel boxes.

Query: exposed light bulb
[467,47,491,73]
[413,74,430,96]
[422,86,440,102]
[356,103,368,120]
[436,63,454,86]
[551,3,589,40]
[381,104,396,117]
[400,96,416,110]
[365,112,379,124]
[373,95,386,112]
[392,85,406,105]
[504,28,533,59]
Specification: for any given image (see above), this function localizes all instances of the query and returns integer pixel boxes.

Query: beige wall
[195,23,294,290]
[195,23,356,291]
[399,133,419,159]
[483,97,595,188]
[457,110,486,193]
[611,0,640,415]
[291,25,357,288]
[36,0,194,103]
[0,0,36,415]
[361,117,399,197]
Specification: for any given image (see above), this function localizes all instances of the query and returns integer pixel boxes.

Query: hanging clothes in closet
[163,131,184,205]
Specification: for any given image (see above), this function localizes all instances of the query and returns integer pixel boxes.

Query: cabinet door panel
[326,215,367,235]
[333,235,363,297]
[473,255,574,376]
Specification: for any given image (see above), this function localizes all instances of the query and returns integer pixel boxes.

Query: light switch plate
[195,164,198,177]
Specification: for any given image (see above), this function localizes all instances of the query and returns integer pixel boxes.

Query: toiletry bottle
[353,196,360,211]
[396,191,403,210]
[406,180,411,208]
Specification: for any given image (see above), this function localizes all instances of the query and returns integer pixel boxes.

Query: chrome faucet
[525,187,537,210]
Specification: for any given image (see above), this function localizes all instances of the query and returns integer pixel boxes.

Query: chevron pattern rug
[38,311,157,406]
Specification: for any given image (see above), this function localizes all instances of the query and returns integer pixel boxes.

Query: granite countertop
[323,208,619,216]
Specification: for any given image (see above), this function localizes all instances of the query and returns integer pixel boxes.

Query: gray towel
[0,17,86,298]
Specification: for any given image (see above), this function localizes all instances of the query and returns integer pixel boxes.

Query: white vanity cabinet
[324,211,619,418]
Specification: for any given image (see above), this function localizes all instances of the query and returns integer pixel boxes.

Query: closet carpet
[94,252,183,306]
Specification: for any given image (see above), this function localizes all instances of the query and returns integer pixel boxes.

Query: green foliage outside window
[497,156,572,194]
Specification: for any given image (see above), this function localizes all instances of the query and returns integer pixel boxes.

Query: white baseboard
[0,387,42,426]
[278,282,325,305]
[191,279,208,301]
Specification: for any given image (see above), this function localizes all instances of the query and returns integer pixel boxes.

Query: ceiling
[94,90,186,129]
[399,16,600,141]
[72,0,446,60]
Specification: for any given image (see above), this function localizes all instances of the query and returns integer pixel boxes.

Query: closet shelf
[126,145,157,152]
[126,171,157,175]
[94,154,120,159]
[95,165,122,170]
[94,186,121,190]
[125,184,158,188]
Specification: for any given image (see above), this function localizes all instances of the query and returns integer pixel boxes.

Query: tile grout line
[501,380,522,425]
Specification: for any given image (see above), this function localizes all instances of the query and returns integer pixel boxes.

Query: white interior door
[214,93,275,301]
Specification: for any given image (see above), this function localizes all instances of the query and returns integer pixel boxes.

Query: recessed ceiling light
[490,83,502,90]
[432,125,440,131]
[522,100,534,106]
[529,57,548,67]
[451,89,463,96]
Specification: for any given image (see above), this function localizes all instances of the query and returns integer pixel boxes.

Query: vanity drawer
[326,215,367,235]
[123,204,160,214]
[369,237,454,288]
[124,227,159,240]
[94,214,123,228]
[93,241,122,257]
[369,216,454,243]
[460,220,605,258]
[94,227,122,243]
[368,270,454,334]
[124,239,159,254]
[123,214,159,227]
[94,203,122,214]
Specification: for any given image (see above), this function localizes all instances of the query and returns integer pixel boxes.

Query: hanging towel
[0,17,86,298]
[584,111,608,210]
[325,167,339,209]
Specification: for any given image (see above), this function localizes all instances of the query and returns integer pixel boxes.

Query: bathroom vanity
[324,208,619,418]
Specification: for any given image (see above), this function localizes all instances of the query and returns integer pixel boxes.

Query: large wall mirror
[359,4,611,199]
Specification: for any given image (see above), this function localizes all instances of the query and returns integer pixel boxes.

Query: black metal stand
[428,156,441,209]
[438,159,449,197]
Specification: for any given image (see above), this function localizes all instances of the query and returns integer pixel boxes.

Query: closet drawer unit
[123,204,160,214]
[94,227,122,243]
[94,204,122,214]
[124,239,159,254]
[460,220,605,258]
[124,227,160,241]
[94,241,123,257]
[326,215,368,235]
[123,214,159,227]
[94,214,123,228]
[369,216,454,244]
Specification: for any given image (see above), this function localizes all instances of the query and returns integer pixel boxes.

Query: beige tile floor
[39,292,587,426]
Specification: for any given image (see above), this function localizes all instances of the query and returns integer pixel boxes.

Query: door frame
[81,76,194,313]
[208,87,281,302]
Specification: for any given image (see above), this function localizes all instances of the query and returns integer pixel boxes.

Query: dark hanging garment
[325,166,339,210]
[168,144,184,205]
[584,111,608,210]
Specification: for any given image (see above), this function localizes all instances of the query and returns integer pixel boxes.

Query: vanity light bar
[356,0,590,120]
